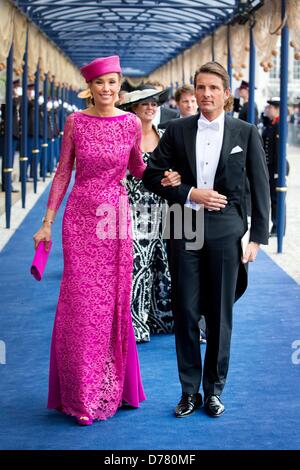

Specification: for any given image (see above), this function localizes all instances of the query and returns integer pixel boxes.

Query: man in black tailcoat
[143,62,270,418]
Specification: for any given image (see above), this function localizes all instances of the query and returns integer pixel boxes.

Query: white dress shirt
[185,111,225,210]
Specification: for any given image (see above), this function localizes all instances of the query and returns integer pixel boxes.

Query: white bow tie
[198,120,220,131]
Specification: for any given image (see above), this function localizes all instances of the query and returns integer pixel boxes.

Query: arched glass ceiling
[14,0,263,76]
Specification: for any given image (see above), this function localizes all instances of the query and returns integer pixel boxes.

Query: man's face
[266,104,279,120]
[238,87,248,100]
[27,88,34,100]
[195,73,230,119]
[177,92,198,117]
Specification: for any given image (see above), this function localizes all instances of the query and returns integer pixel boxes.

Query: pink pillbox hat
[80,55,122,82]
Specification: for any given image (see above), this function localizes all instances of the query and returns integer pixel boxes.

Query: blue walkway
[0,182,300,450]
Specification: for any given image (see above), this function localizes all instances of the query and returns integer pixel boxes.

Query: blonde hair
[194,61,233,112]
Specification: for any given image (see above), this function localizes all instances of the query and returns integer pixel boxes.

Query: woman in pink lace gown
[33,56,180,425]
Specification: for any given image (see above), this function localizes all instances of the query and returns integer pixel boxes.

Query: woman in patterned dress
[119,89,175,343]
[33,57,181,425]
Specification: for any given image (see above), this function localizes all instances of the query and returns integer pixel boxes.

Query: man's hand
[190,188,227,211]
[242,242,260,264]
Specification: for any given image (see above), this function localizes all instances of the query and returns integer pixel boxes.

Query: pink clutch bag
[30,240,52,281]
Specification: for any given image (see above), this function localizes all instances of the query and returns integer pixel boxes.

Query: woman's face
[134,100,158,123]
[90,73,120,106]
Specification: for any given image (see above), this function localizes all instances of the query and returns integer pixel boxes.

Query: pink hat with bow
[80,56,122,82]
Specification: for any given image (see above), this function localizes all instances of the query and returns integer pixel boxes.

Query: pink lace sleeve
[47,113,75,212]
[127,116,146,179]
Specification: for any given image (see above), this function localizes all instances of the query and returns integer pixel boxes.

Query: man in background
[262,97,289,236]
[175,85,198,118]
[238,80,259,125]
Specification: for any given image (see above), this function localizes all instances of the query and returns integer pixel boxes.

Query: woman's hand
[161,170,181,187]
[33,223,52,251]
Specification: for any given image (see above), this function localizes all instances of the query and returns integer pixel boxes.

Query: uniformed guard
[238,80,259,125]
[38,92,45,178]
[46,98,54,175]
[262,97,289,236]
[53,99,60,166]
[0,79,21,192]
[27,83,35,180]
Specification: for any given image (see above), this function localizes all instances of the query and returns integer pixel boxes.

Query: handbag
[30,240,52,281]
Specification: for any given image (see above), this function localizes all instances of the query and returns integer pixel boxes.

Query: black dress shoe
[204,395,225,417]
[175,393,202,418]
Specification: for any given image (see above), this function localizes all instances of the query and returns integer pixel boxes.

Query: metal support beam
[41,74,48,183]
[56,40,188,44]
[247,23,256,124]
[49,80,55,174]
[61,44,177,49]
[29,19,218,25]
[17,2,235,10]
[20,30,28,208]
[4,44,13,229]
[58,86,64,157]
[70,54,171,58]
[227,25,232,90]
[277,0,289,253]
[53,31,202,38]
[33,66,40,192]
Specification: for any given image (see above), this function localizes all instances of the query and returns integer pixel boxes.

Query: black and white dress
[127,141,174,342]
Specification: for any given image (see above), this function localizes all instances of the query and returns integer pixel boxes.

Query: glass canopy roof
[14,0,263,76]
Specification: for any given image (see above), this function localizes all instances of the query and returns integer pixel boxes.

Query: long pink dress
[47,111,146,420]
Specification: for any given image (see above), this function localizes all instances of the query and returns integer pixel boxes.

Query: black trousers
[269,173,277,229]
[169,206,245,397]
[268,162,289,232]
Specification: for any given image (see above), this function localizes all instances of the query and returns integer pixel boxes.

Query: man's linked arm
[142,124,192,205]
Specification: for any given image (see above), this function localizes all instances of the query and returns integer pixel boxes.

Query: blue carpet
[0,181,300,450]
